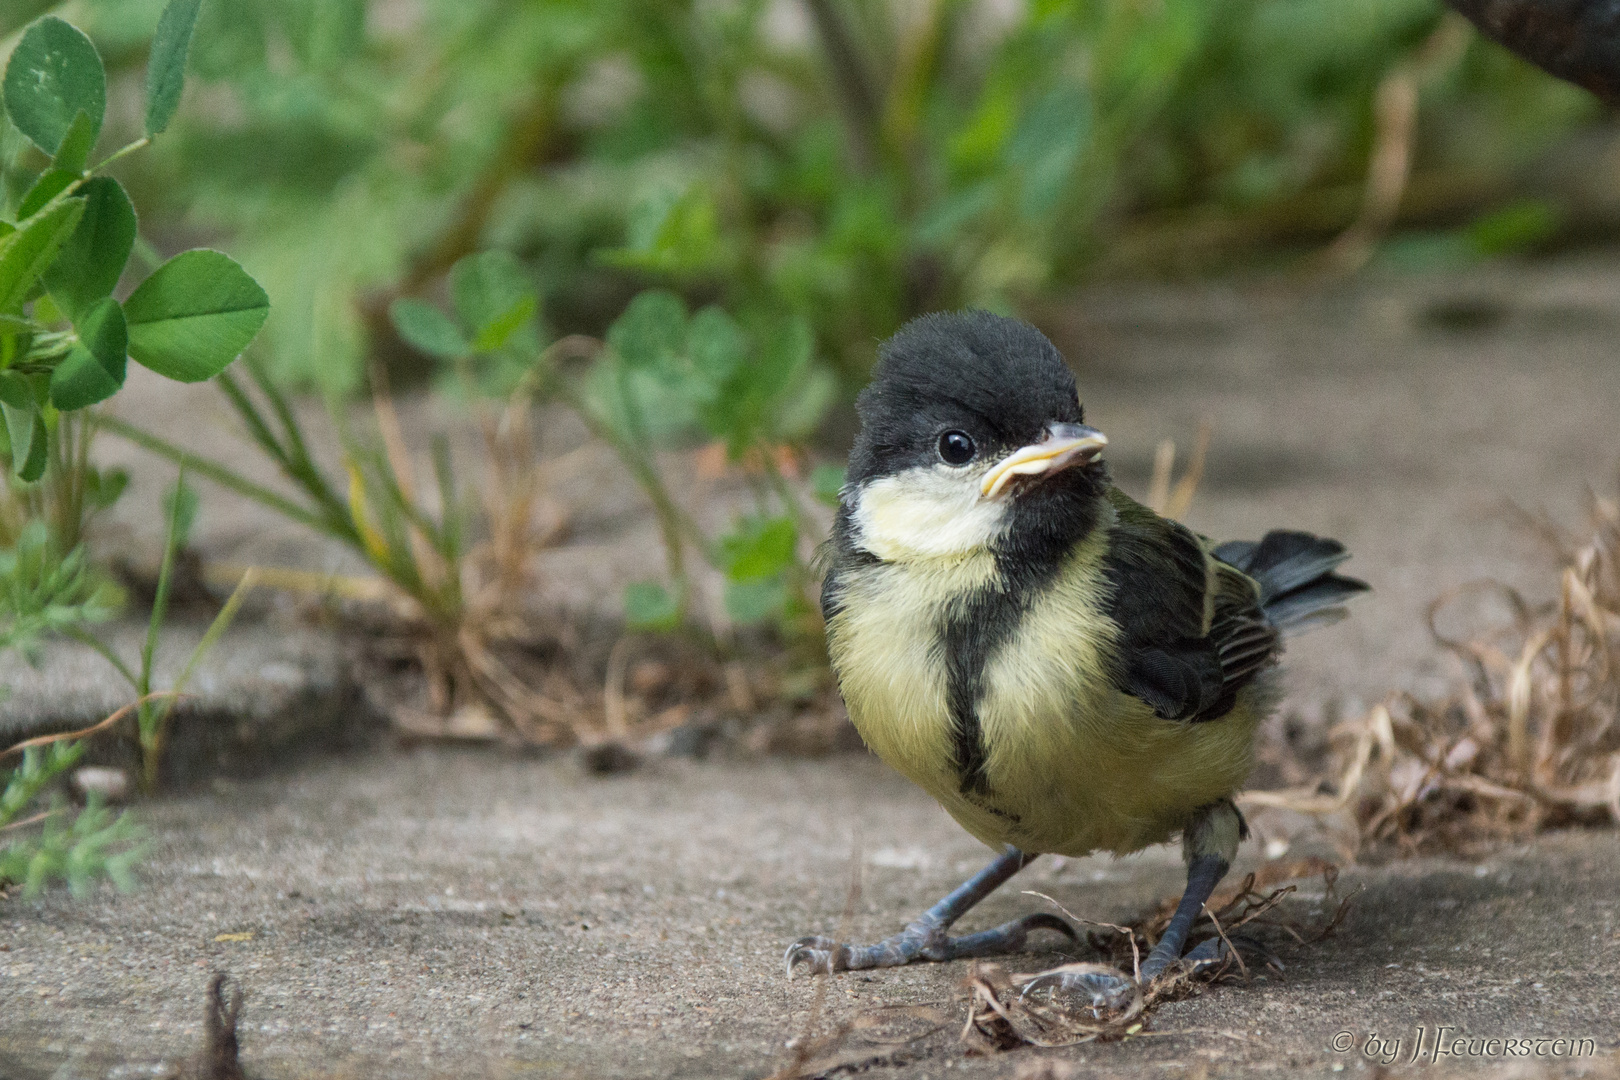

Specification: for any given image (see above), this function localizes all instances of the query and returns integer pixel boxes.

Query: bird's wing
[1099,488,1278,723]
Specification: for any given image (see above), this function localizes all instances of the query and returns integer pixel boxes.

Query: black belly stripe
[941,509,1096,795]
[940,592,1005,796]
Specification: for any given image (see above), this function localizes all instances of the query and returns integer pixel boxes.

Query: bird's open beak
[980,423,1108,499]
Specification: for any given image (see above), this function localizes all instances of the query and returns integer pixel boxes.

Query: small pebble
[72,766,129,803]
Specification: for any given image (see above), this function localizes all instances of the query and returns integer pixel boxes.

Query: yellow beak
[980,423,1108,500]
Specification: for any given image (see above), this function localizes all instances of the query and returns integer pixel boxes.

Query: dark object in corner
[186,972,247,1080]
[1446,0,1620,104]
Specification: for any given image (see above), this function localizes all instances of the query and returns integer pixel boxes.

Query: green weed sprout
[0,525,139,896]
[0,741,144,898]
[60,475,257,793]
[0,519,118,659]
[103,257,571,741]
[396,265,834,646]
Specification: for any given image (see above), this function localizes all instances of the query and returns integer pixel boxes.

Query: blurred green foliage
[389,256,824,636]
[46,0,1601,398]
[0,518,117,660]
[0,744,144,898]
[11,0,1605,650]
[26,0,1593,648]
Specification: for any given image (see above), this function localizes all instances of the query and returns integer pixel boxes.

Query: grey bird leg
[1063,800,1244,1006]
[1041,852,1234,1008]
[1138,852,1228,981]
[784,846,1076,976]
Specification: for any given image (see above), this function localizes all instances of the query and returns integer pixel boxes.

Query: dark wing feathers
[1098,490,1375,724]
[1101,497,1367,723]
[1122,645,1224,721]
[1212,610,1280,685]
[1209,538,1257,571]
[1100,489,1278,723]
[1263,582,1359,632]
[1247,533,1351,601]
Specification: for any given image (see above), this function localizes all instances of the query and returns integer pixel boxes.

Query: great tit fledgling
[787,311,1366,993]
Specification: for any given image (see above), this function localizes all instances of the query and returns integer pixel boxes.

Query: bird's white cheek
[850,468,1008,561]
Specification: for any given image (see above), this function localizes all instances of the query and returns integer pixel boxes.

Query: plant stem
[100,417,334,535]
[91,137,150,175]
[804,0,883,175]
[144,568,257,746]
[137,470,186,794]
[64,626,137,688]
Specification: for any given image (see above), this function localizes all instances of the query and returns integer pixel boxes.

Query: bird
[785,310,1367,997]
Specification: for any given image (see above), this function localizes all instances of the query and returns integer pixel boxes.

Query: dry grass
[185,375,841,759]
[198,365,855,760]
[1250,483,1620,855]
[1144,424,1211,522]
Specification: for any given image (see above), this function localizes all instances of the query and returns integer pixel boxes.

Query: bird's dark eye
[937,430,976,466]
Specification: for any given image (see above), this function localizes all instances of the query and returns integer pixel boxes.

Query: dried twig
[1314,13,1473,276]
[185,972,247,1080]
[1145,421,1212,521]
[1,692,180,761]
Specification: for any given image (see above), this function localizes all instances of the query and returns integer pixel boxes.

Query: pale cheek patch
[851,467,1008,561]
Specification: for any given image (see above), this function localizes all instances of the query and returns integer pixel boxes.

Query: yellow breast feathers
[826,531,1263,859]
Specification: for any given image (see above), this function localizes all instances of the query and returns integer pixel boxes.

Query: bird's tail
[1212,531,1369,636]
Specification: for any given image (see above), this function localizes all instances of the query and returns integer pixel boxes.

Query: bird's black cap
[848,310,1085,486]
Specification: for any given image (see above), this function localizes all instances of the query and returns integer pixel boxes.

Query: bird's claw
[784,913,1076,978]
[1182,932,1280,975]
[784,935,849,976]
[1020,966,1142,1011]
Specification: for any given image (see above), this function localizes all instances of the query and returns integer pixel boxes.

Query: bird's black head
[839,310,1109,563]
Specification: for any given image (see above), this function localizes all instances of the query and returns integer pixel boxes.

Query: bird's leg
[1063,800,1245,1006]
[784,846,1076,976]
[1137,851,1229,980]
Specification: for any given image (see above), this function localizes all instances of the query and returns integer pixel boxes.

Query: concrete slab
[1,752,1616,1079]
[1,616,375,788]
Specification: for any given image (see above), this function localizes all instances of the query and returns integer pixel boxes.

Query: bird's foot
[785,912,1075,976]
[1181,932,1279,976]
[1021,933,1275,1011]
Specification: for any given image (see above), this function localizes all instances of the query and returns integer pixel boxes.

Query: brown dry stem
[1144,421,1212,521]
[183,972,247,1080]
[1313,13,1473,277]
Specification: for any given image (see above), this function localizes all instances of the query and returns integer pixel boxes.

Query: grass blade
[99,416,333,535]
[147,566,257,736]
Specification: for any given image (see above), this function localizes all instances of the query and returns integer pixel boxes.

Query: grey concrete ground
[1,753,1618,1079]
[6,256,1620,1077]
[0,619,369,787]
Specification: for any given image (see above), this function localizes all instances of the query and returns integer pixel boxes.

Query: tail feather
[1263,579,1364,632]
[1214,529,1368,636]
